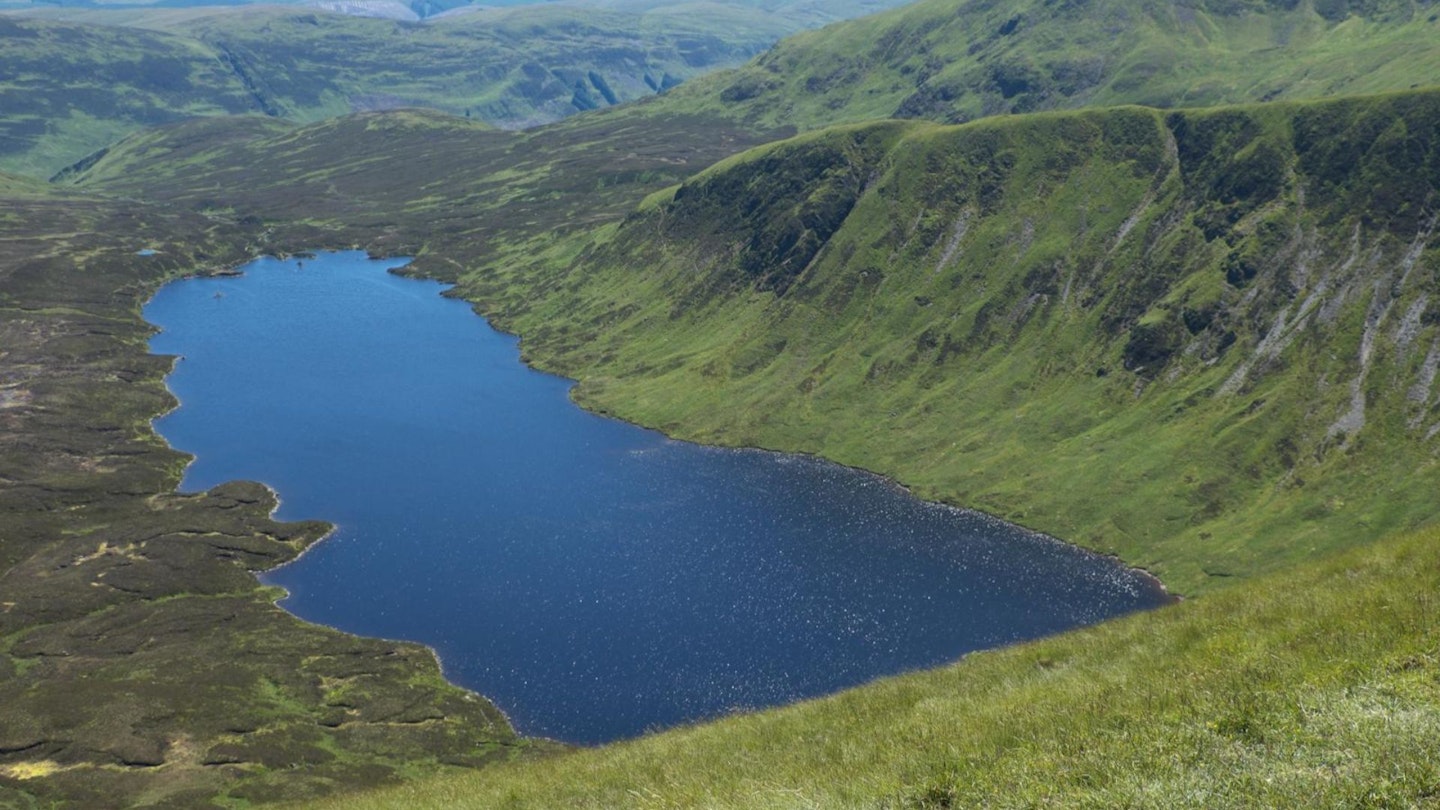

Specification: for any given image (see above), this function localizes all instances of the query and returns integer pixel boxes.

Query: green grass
[0,169,63,196]
[293,522,1440,808]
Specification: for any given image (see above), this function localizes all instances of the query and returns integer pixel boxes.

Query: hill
[14,86,1440,805]
[225,87,1440,810]
[66,89,1440,810]
[0,15,257,177]
[460,91,1440,594]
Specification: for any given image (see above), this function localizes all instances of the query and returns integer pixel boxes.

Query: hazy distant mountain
[0,0,911,175]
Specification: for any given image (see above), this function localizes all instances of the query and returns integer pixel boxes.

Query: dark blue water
[145,251,1170,745]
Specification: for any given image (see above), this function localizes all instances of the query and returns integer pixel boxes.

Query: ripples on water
[146,251,1171,744]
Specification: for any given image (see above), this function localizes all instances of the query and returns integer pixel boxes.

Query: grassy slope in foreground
[654,0,1440,132]
[296,520,1440,808]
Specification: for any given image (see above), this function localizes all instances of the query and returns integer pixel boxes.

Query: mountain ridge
[648,0,1440,131]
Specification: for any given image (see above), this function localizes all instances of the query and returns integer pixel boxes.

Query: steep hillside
[432,90,1440,594]
[657,0,1440,131]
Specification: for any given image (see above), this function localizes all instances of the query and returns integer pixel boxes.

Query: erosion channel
[145,251,1172,745]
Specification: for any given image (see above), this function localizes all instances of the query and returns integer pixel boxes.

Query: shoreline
[142,250,543,747]
[378,249,1179,600]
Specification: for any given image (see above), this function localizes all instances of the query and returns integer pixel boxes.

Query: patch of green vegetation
[294,521,1440,808]
[0,15,256,176]
[0,170,71,197]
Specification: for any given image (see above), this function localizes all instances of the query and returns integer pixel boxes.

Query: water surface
[146,251,1170,744]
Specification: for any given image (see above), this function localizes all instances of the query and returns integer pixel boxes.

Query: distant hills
[9,0,1438,177]
[0,0,909,175]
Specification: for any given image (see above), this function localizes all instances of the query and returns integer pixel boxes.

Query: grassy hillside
[0,15,257,177]
[296,521,1440,808]
[655,0,1440,131]
[438,91,1440,595]
[196,92,1438,810]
